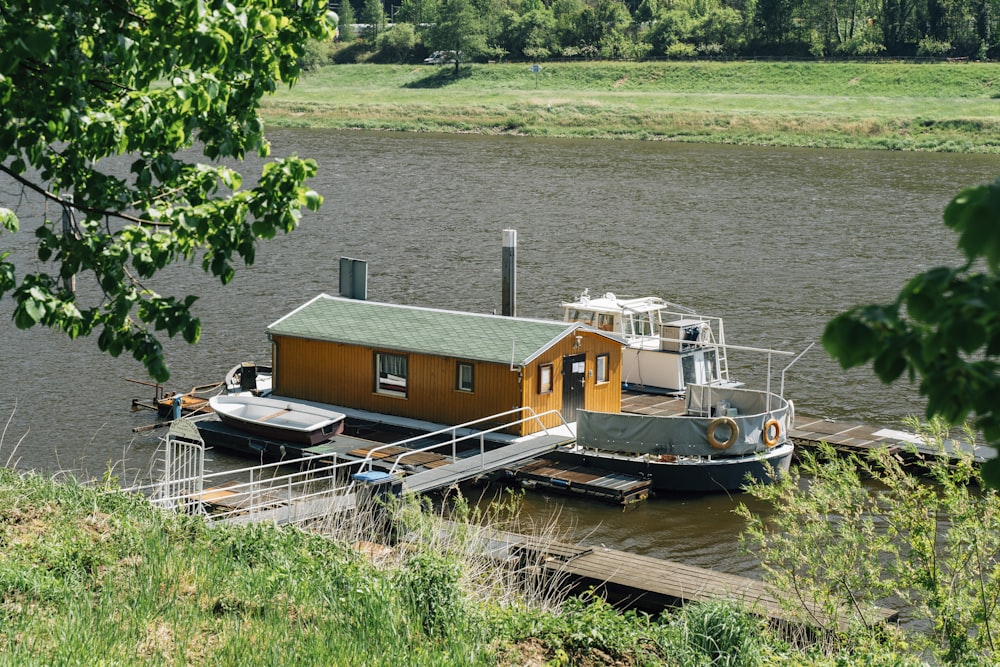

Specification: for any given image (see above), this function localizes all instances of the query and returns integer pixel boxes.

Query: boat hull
[208,395,346,446]
[547,443,793,493]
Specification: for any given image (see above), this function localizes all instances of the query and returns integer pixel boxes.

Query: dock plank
[544,545,897,630]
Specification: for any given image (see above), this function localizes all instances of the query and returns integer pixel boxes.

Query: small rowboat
[208,395,346,446]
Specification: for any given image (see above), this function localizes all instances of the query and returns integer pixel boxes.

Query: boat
[562,290,737,395]
[155,382,223,418]
[224,361,273,396]
[208,395,346,446]
[557,290,795,493]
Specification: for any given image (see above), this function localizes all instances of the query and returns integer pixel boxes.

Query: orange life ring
[763,419,781,448]
[707,417,739,450]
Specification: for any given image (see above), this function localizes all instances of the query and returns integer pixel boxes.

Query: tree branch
[0,163,163,227]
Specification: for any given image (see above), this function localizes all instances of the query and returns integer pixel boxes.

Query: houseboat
[557,290,794,492]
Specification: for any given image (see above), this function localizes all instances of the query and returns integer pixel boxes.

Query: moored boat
[224,362,273,396]
[208,395,346,446]
[559,289,796,493]
[562,290,737,394]
[550,385,794,493]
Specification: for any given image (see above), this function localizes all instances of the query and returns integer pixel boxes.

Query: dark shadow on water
[403,66,473,88]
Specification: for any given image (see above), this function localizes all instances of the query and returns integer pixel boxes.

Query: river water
[2,129,998,577]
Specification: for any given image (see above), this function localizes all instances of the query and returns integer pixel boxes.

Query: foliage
[394,550,465,637]
[360,0,387,42]
[0,0,332,382]
[338,0,357,42]
[823,178,1000,486]
[300,38,336,71]
[4,465,994,665]
[738,419,1000,665]
[428,0,488,72]
[377,23,419,63]
[917,37,955,56]
[673,597,771,667]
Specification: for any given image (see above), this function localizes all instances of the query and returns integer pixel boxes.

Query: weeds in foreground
[739,417,1000,665]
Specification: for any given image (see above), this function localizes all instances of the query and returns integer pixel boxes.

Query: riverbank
[0,468,932,665]
[262,61,1000,152]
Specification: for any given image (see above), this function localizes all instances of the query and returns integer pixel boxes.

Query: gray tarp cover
[577,385,789,457]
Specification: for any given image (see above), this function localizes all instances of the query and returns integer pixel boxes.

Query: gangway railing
[124,449,364,524]
[122,407,571,524]
[353,407,570,478]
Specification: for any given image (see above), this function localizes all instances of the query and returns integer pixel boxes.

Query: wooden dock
[528,539,898,631]
[504,458,651,504]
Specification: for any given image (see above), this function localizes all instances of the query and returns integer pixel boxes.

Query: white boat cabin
[562,291,732,394]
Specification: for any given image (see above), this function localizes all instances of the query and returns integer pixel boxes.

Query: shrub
[739,418,1000,665]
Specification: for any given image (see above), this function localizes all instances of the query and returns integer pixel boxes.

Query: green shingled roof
[267,294,600,366]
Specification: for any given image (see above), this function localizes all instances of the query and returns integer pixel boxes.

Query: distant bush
[917,37,953,57]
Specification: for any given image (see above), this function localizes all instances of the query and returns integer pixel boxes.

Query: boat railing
[355,407,570,478]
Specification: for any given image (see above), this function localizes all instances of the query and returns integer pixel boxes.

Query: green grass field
[264,61,1000,152]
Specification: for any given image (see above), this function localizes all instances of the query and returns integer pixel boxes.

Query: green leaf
[822,313,878,369]
[0,208,18,233]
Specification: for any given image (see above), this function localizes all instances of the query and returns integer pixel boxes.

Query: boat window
[703,349,718,383]
[596,354,609,384]
[375,352,408,397]
[567,309,594,326]
[538,363,553,394]
[456,362,474,392]
[597,314,615,331]
[640,314,654,336]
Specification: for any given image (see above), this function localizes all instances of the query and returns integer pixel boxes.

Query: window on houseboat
[567,309,594,326]
[457,362,474,392]
[538,363,553,394]
[596,314,615,331]
[375,352,408,397]
[596,354,609,384]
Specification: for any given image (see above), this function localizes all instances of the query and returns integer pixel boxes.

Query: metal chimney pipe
[501,229,516,317]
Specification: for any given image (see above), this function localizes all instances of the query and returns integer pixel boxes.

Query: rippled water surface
[2,129,998,577]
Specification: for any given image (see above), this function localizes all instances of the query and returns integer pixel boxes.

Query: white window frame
[457,362,474,393]
[375,352,408,397]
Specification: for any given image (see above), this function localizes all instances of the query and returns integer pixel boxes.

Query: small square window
[538,363,553,394]
[457,362,474,392]
[596,354,609,384]
[375,352,408,397]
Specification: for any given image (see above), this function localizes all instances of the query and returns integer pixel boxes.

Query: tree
[360,0,387,42]
[339,1,358,42]
[427,0,488,73]
[0,1,333,382]
[377,23,418,62]
[823,177,1000,487]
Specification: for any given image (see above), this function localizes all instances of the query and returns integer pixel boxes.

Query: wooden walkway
[401,434,575,494]
[537,541,898,631]
[505,458,651,504]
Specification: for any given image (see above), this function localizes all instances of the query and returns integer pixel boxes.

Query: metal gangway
[126,407,574,526]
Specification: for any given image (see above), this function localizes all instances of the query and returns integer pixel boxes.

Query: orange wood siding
[271,329,621,437]
[519,331,621,434]
[272,336,523,429]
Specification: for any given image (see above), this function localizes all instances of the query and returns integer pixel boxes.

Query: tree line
[329,0,998,63]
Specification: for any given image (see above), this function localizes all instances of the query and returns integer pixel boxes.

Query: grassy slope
[263,61,1000,152]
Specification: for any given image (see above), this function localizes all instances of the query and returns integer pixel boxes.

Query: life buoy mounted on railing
[763,419,782,448]
[707,417,739,450]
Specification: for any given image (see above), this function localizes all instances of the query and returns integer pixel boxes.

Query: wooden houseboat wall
[266,295,622,436]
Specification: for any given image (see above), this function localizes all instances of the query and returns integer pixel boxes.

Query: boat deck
[621,391,991,463]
